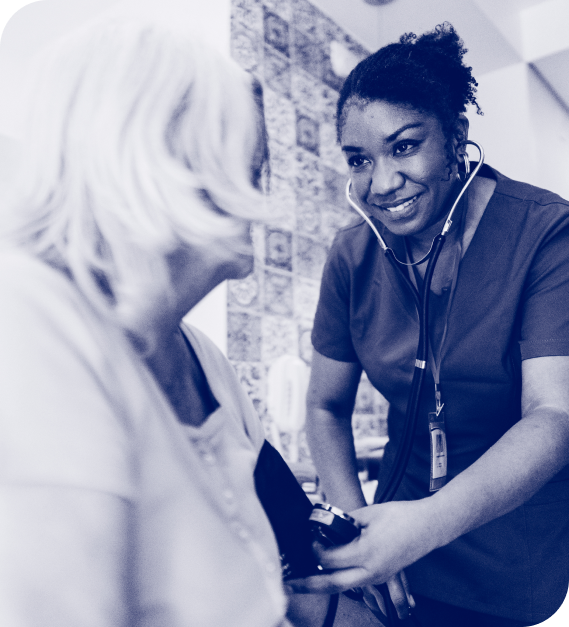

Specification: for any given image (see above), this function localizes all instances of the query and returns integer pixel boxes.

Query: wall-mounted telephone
[267,354,310,463]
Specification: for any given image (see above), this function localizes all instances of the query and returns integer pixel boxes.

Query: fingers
[400,570,416,609]
[312,539,364,571]
[386,574,412,620]
[285,567,369,595]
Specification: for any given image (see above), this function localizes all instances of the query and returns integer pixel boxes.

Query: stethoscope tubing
[344,142,484,626]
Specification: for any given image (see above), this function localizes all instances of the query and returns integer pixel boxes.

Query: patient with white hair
[0,6,385,627]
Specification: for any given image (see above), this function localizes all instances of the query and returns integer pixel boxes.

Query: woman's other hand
[360,572,415,621]
[288,501,429,613]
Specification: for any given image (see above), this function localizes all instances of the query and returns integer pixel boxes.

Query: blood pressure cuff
[254,439,320,579]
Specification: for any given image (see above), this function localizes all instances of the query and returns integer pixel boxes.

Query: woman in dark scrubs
[289,23,569,627]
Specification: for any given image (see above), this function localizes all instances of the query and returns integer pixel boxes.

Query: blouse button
[202,453,216,465]
[232,523,250,541]
[222,489,235,502]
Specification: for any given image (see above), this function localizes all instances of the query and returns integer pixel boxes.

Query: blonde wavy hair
[4,14,269,337]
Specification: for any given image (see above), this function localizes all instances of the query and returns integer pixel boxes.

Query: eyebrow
[341,122,424,152]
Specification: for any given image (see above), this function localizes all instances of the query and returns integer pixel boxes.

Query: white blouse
[0,249,288,627]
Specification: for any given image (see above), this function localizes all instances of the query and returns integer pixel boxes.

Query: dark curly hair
[336,23,482,146]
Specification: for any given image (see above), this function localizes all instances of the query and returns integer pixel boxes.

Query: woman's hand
[288,500,433,614]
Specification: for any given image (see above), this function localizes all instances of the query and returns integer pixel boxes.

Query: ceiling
[311,0,569,110]
[1,0,567,129]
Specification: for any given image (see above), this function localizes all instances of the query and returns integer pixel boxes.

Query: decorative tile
[295,193,321,236]
[265,228,293,271]
[298,323,313,364]
[264,87,296,147]
[294,276,320,321]
[268,135,295,180]
[344,35,369,65]
[263,7,290,57]
[291,0,322,41]
[319,15,345,92]
[266,174,295,231]
[264,270,293,317]
[262,414,280,447]
[277,430,292,461]
[230,0,376,458]
[291,28,322,80]
[321,84,340,125]
[323,165,348,208]
[232,0,263,32]
[376,392,390,421]
[322,204,357,245]
[231,360,265,416]
[353,414,383,440]
[355,377,375,414]
[320,121,346,172]
[295,148,323,203]
[321,47,344,92]
[231,21,262,75]
[228,312,262,361]
[319,13,344,50]
[295,112,320,156]
[291,68,324,116]
[264,46,291,99]
[296,235,328,281]
[228,269,261,310]
[298,429,313,463]
[262,315,297,362]
[263,0,292,22]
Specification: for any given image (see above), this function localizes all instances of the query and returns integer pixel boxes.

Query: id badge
[429,411,447,492]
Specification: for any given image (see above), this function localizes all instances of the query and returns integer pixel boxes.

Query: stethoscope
[343,141,484,626]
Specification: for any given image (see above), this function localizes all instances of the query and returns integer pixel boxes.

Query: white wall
[528,66,569,200]
[467,62,539,186]
[468,60,569,200]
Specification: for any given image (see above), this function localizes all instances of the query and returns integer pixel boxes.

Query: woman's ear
[454,114,469,143]
[453,114,470,164]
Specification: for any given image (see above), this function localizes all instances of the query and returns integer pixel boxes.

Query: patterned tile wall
[229,0,388,463]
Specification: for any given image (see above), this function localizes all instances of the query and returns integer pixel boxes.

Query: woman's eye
[347,155,368,168]
[394,141,418,155]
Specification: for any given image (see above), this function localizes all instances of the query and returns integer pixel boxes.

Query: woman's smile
[341,99,459,242]
[371,193,422,216]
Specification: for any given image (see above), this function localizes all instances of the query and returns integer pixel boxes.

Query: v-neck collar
[374,164,506,316]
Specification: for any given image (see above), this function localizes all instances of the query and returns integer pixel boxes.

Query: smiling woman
[341,101,459,244]
[295,22,569,627]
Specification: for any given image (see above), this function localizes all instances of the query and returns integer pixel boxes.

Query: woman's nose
[369,160,405,198]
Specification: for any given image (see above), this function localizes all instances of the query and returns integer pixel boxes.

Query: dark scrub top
[312,165,569,624]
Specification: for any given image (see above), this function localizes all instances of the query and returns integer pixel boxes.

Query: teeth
[385,195,418,212]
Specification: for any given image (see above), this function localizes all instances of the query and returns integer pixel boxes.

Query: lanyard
[418,240,462,414]
[404,196,466,409]
[403,195,467,490]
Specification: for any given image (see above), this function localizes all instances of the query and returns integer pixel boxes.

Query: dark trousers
[400,594,528,627]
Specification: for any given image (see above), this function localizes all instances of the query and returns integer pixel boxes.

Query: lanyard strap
[426,240,462,415]
[404,195,467,414]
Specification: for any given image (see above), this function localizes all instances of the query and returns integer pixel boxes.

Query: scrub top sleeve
[519,217,569,360]
[311,236,359,363]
